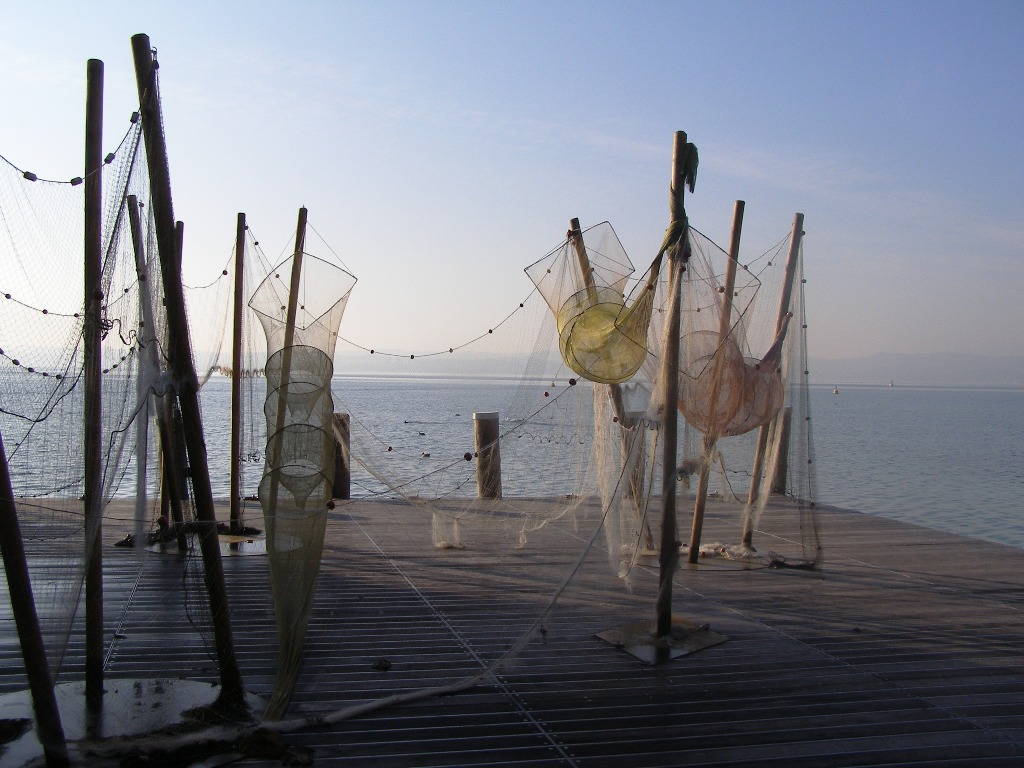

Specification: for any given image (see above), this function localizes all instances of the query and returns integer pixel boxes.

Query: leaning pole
[0,429,68,765]
[741,212,804,549]
[130,33,245,710]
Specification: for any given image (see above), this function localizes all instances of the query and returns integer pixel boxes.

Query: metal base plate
[595,615,727,664]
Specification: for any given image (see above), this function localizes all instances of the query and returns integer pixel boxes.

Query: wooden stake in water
[687,200,744,564]
[473,412,502,499]
[332,413,351,500]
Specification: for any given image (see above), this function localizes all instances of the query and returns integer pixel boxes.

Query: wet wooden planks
[2,496,1024,766]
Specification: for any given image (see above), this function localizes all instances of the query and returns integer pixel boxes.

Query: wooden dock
[3,496,1024,767]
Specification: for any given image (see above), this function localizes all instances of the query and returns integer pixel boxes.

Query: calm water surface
[197,378,1023,548]
[4,376,1021,549]
[810,386,1024,548]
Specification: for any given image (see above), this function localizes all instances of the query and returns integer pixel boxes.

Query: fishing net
[2,49,821,763]
[248,250,356,718]
[0,57,262,760]
[662,225,821,565]
[525,222,660,385]
[0,116,164,691]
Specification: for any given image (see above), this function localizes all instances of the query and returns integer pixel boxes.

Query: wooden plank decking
[3,497,1024,767]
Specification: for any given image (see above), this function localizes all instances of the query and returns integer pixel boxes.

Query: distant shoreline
[206,371,1024,392]
[812,382,1024,393]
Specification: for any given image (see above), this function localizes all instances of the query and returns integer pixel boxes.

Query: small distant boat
[889,380,895,388]
[832,385,840,395]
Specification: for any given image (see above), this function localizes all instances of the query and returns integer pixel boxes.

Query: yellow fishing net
[526,222,659,385]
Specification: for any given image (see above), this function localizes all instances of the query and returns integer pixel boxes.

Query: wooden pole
[167,404,190,550]
[331,413,351,500]
[568,217,641,520]
[131,34,245,710]
[473,412,502,499]
[742,212,804,549]
[127,195,187,548]
[281,208,307,367]
[270,209,307,440]
[687,200,744,564]
[568,217,599,306]
[265,208,308,518]
[83,56,104,713]
[0,430,69,767]
[568,218,626,415]
[229,212,246,535]
[770,406,793,495]
[655,131,691,640]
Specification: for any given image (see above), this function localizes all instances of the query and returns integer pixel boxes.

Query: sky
[1,0,1022,362]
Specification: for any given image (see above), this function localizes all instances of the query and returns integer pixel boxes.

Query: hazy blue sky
[2,0,1021,360]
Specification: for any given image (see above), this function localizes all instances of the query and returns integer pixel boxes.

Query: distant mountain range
[811,353,1024,388]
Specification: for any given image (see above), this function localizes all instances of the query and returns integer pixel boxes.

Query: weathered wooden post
[655,130,695,641]
[569,215,652,542]
[332,413,351,500]
[473,412,501,499]
[127,195,188,549]
[83,56,104,714]
[229,212,246,534]
[687,200,744,564]
[568,217,599,305]
[741,212,804,550]
[596,131,725,664]
[770,406,793,495]
[0,430,69,767]
[568,218,629,423]
[265,207,308,520]
[131,33,245,710]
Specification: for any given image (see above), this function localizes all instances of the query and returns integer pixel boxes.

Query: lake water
[809,384,1024,549]
[4,375,1022,550]
[196,377,1023,549]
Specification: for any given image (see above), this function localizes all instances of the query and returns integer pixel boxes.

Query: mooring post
[770,406,793,495]
[687,200,744,564]
[742,212,804,549]
[655,130,693,641]
[331,413,351,500]
[473,412,502,499]
[83,56,104,714]
[131,33,245,710]
[229,212,246,535]
[0,431,69,766]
